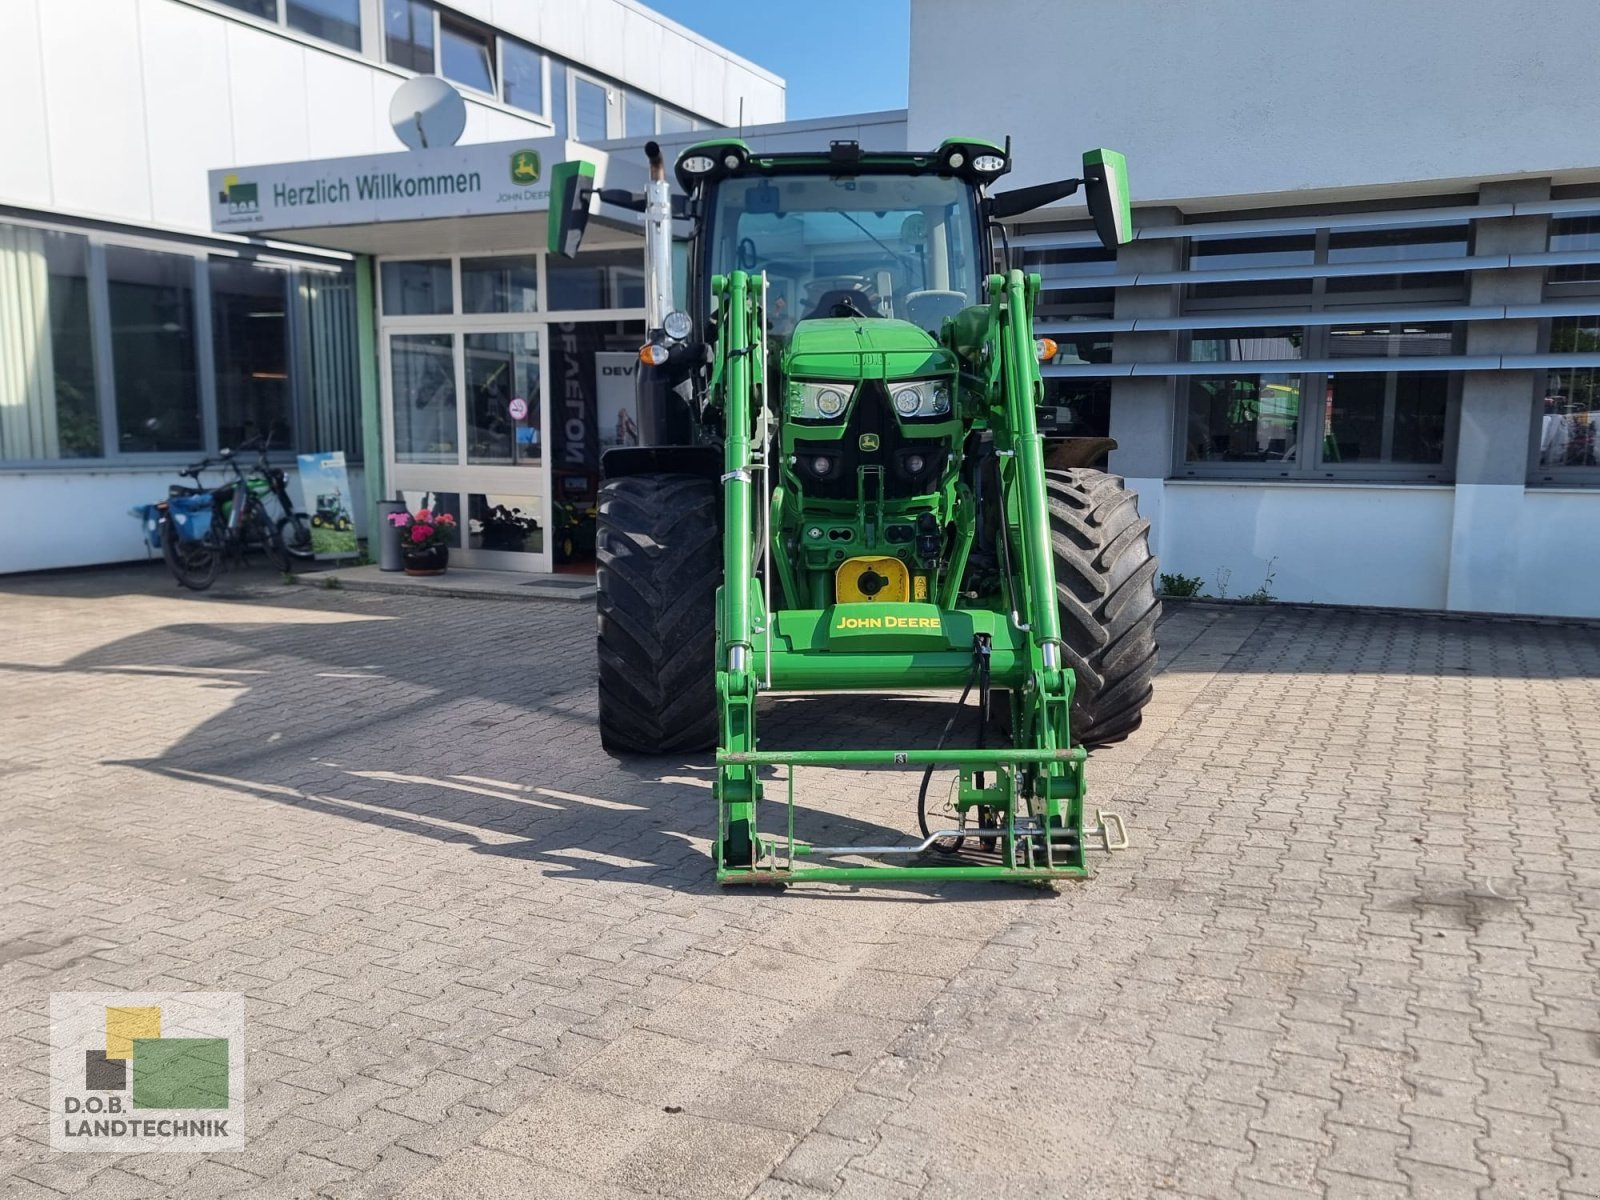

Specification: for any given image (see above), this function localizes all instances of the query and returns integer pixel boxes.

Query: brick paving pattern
[1,567,1597,1198]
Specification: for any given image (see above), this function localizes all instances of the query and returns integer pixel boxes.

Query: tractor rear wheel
[596,473,721,755]
[1045,468,1161,747]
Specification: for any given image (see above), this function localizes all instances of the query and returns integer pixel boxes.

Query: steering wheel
[805,287,883,320]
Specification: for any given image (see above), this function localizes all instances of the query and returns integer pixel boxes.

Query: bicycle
[157,449,290,590]
[238,434,313,562]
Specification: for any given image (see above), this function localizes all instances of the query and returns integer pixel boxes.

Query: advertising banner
[596,351,641,451]
[295,452,359,560]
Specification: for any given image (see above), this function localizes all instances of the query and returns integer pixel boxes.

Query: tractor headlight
[788,381,850,420]
[890,382,951,419]
[662,310,693,341]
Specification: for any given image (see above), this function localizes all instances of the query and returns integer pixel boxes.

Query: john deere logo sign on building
[50,992,245,1151]
[510,149,540,185]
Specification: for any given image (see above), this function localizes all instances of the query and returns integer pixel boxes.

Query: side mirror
[1082,148,1133,249]
[548,159,597,258]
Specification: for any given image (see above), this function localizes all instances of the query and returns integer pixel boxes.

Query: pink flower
[415,508,432,521]
[386,513,410,527]
[410,524,431,544]
[436,513,456,525]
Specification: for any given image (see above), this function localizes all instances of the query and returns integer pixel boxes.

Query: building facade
[1,0,782,572]
[912,0,1600,617]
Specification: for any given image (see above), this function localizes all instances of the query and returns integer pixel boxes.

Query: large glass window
[1027,244,1118,314]
[106,246,202,453]
[0,225,100,461]
[547,249,644,311]
[214,0,277,17]
[1549,216,1600,285]
[1185,328,1304,465]
[210,258,292,451]
[465,333,540,466]
[624,89,655,138]
[658,107,693,135]
[574,76,609,142]
[502,39,543,115]
[461,255,537,314]
[469,492,542,553]
[439,15,494,94]
[1321,373,1449,465]
[1327,322,1455,359]
[285,0,361,50]
[1539,316,1600,469]
[381,259,452,315]
[549,60,569,138]
[1188,234,1315,300]
[390,333,456,463]
[1326,224,1468,294]
[383,0,433,72]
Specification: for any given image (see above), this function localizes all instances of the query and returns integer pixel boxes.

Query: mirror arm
[985,177,1083,222]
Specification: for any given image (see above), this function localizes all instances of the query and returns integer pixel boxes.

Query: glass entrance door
[383,324,552,572]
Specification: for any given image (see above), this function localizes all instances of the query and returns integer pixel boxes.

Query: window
[390,334,456,463]
[465,333,540,465]
[502,39,543,115]
[381,259,452,315]
[214,0,277,17]
[1026,244,1118,314]
[469,493,542,553]
[0,224,100,461]
[658,107,693,135]
[624,89,655,138]
[284,0,361,50]
[1538,316,1600,470]
[548,249,644,311]
[439,15,494,94]
[1326,224,1468,295]
[461,255,537,314]
[106,246,202,453]
[1188,234,1315,301]
[573,76,609,142]
[384,0,433,72]
[1322,373,1449,465]
[210,258,293,451]
[1185,328,1305,466]
[1327,322,1455,359]
[549,59,568,138]
[1549,216,1600,284]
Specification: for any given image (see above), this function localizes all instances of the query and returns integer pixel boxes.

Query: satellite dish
[389,76,466,151]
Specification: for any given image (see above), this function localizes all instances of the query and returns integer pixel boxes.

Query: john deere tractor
[550,137,1159,885]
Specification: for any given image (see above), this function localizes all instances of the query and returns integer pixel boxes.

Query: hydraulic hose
[916,636,993,853]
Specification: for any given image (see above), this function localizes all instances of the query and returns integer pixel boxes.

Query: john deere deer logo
[509,150,540,186]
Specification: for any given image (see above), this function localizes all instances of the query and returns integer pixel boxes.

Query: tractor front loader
[551,137,1159,885]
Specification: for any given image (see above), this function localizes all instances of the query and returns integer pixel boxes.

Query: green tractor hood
[783,318,957,383]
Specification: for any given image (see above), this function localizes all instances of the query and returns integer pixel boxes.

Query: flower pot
[403,544,449,576]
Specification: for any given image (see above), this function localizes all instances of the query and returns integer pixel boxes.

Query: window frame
[1527,311,1600,485]
[202,0,366,53]
[0,212,358,470]
[437,9,497,97]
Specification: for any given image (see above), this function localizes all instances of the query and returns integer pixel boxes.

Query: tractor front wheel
[1046,468,1161,747]
[596,473,721,755]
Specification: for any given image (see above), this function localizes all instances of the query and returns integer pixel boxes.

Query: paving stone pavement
[2,565,1598,1199]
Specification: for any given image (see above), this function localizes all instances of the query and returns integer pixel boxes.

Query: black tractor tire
[596,473,721,755]
[1045,468,1161,747]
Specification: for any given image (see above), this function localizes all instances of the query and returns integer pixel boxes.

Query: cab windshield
[707,172,982,335]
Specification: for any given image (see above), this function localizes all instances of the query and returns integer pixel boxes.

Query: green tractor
[551,137,1159,885]
[310,489,353,532]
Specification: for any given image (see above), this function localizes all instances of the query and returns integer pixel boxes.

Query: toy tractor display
[551,137,1159,885]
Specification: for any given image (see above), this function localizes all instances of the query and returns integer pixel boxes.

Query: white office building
[0,0,784,572]
[913,0,1600,618]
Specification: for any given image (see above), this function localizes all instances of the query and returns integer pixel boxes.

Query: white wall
[1133,480,1457,610]
[910,0,1600,205]
[0,466,364,574]
[1131,479,1600,618]
[0,0,783,235]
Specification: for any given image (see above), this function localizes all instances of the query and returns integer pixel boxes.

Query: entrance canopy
[207,136,648,255]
